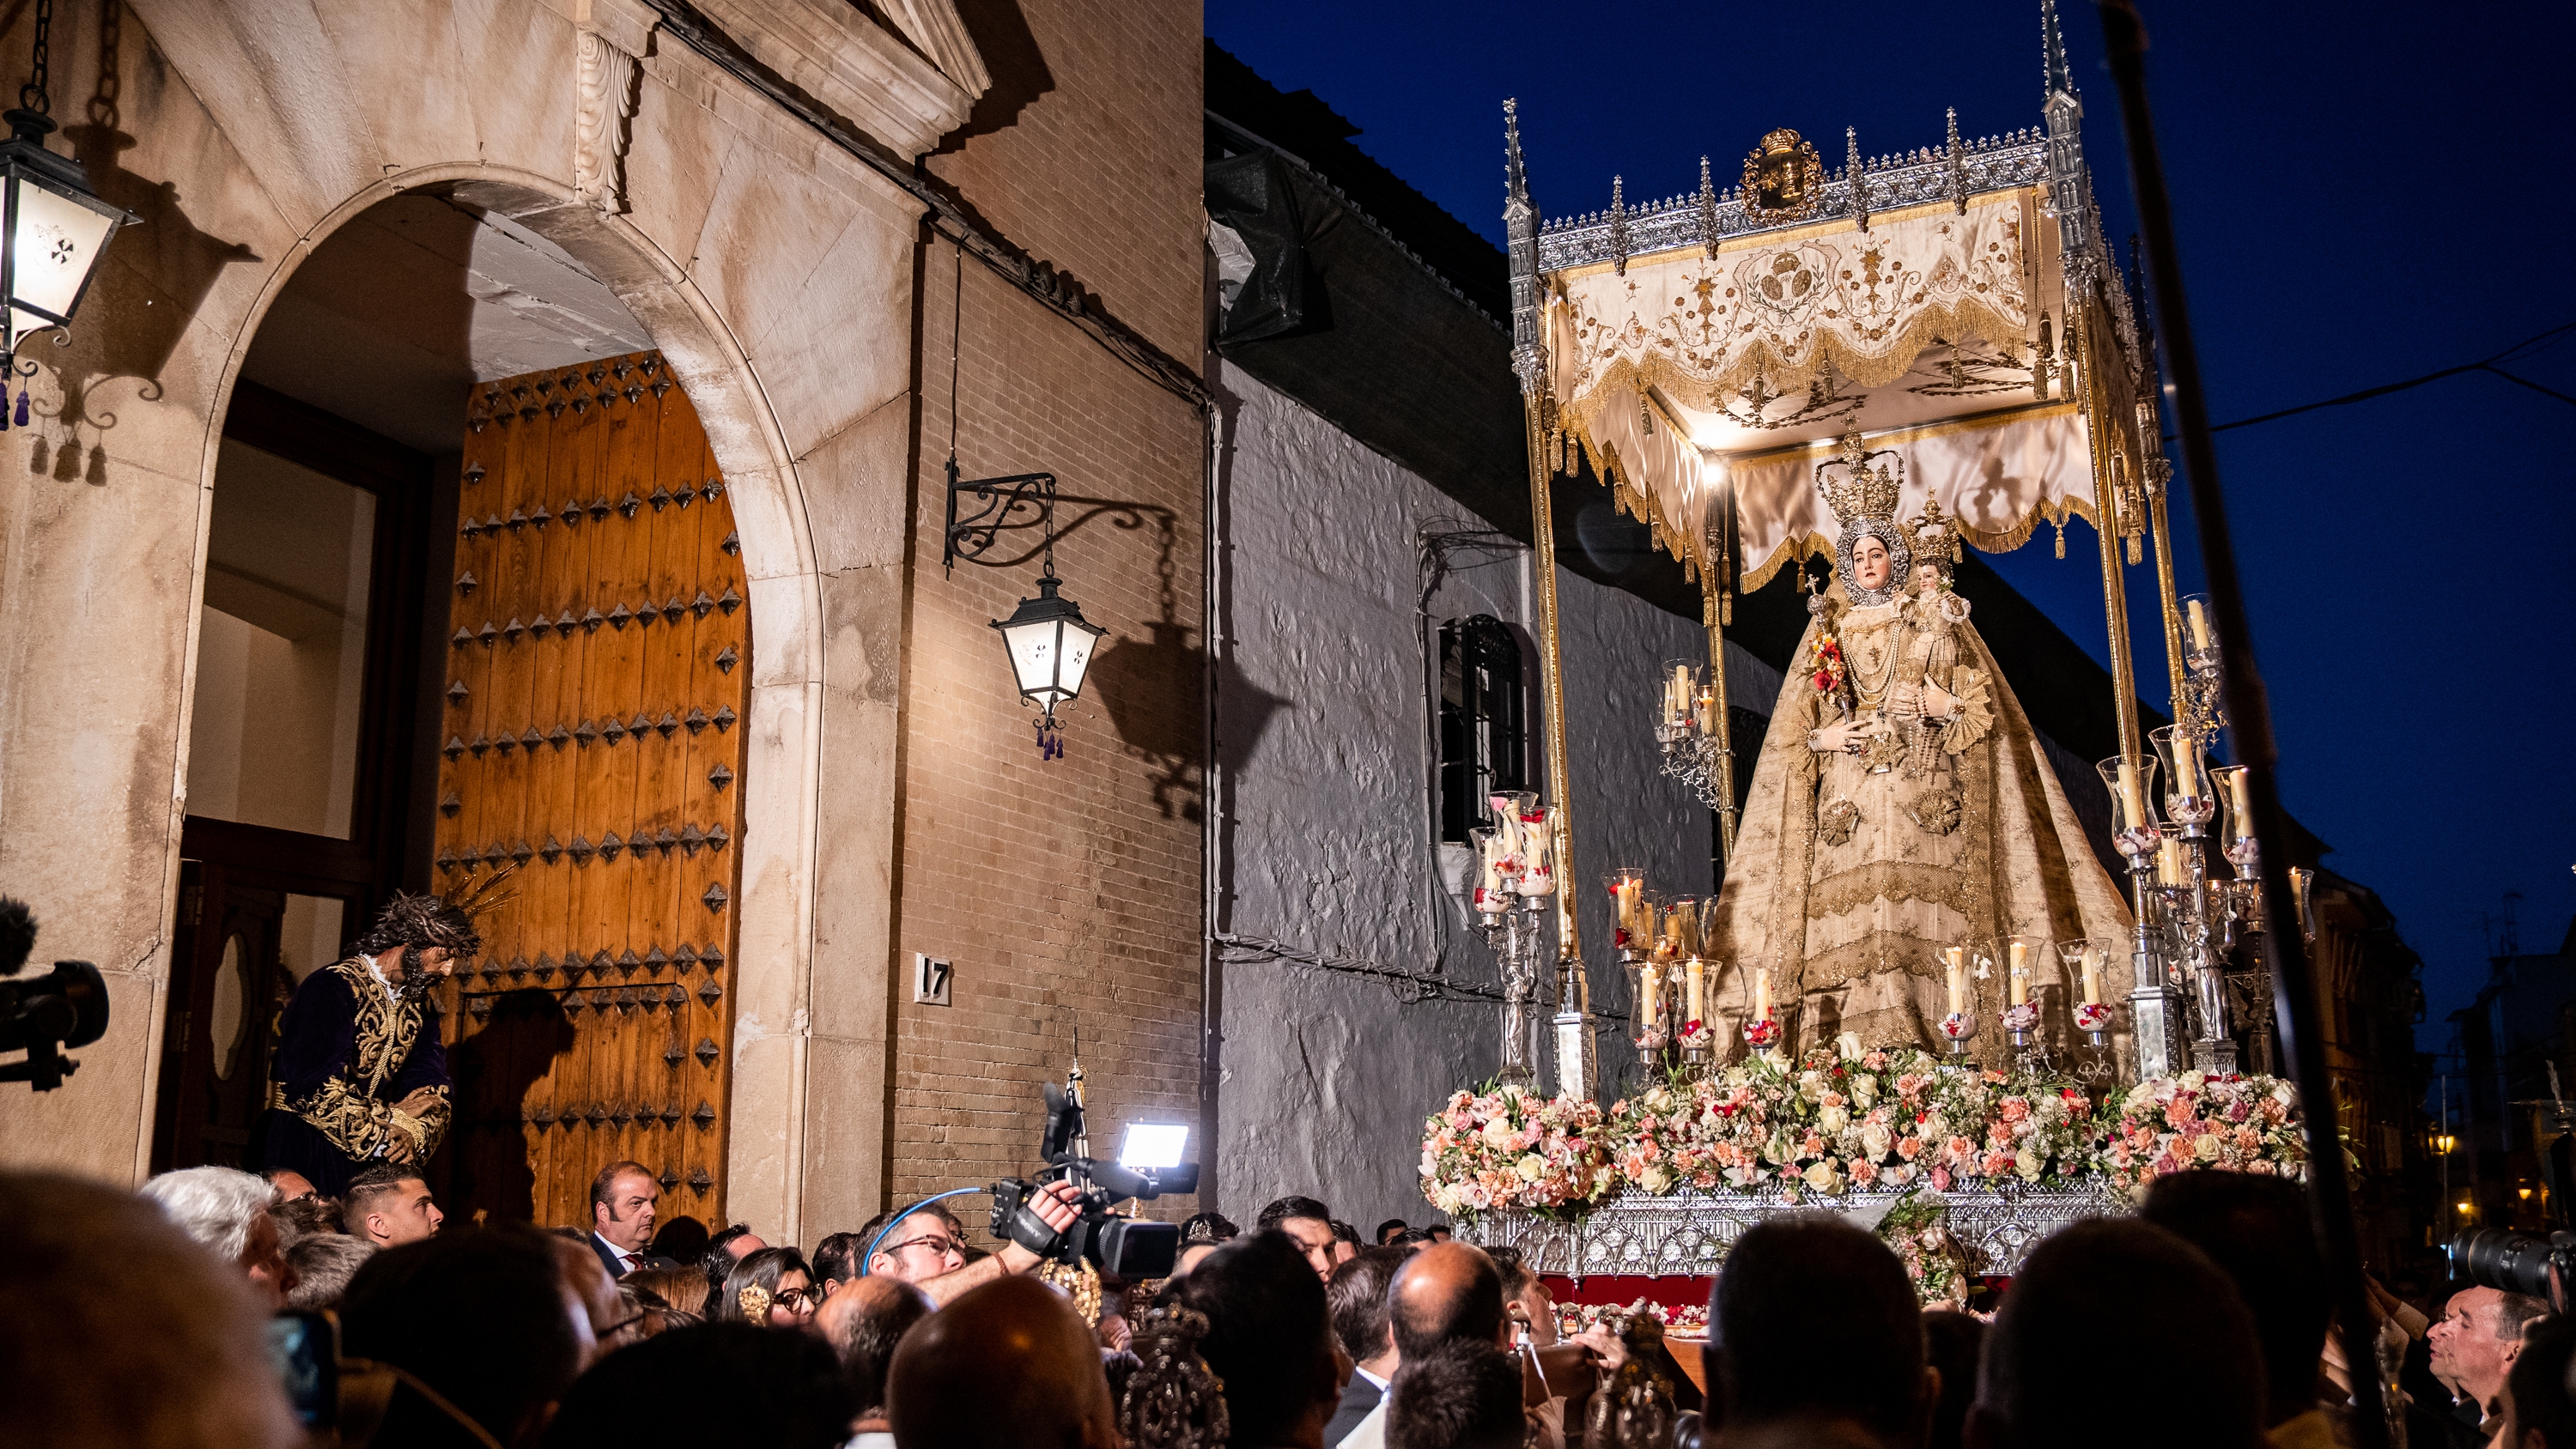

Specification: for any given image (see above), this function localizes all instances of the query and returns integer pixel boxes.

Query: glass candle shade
[2096,753,2162,849]
[2208,765,2257,867]
[1661,660,1700,727]
[2002,934,2046,1009]
[2148,725,2213,824]
[1670,895,1702,957]
[2180,593,2220,668]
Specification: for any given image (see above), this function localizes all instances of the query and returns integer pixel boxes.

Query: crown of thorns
[354,865,518,961]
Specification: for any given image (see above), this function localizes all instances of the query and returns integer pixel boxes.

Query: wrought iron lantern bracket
[942,458,1061,578]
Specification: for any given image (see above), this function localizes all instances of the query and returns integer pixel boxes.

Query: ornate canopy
[1504,3,2152,596]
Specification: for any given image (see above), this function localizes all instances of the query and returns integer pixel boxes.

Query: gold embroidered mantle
[283,957,452,1161]
[1701,599,2129,1064]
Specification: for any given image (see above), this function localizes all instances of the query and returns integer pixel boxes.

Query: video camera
[988,1063,1200,1279]
[2450,1228,2576,1314]
[0,896,109,1092]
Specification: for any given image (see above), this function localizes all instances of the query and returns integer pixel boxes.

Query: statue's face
[1911,561,1942,593]
[1850,535,1893,591]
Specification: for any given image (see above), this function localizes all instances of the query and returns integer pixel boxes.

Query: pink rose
[1929,1166,1953,1191]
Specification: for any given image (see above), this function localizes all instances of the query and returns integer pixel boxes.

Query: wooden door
[154,865,289,1173]
[430,351,749,1232]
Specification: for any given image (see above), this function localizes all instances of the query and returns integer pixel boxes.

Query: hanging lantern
[0,1,135,361]
[992,572,1106,755]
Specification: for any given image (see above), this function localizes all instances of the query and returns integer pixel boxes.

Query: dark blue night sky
[1204,2,2576,1059]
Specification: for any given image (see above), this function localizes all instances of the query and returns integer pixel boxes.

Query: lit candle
[2158,835,2185,886]
[1685,958,1706,1024]
[1640,964,1662,1022]
[2008,942,2028,1006]
[2080,946,2105,1006]
[2186,598,2212,652]
[2117,761,2145,832]
[1697,689,1717,735]
[2226,768,2253,828]
[2171,735,2199,798]
[1944,946,1965,1016]
[1753,965,1771,1021]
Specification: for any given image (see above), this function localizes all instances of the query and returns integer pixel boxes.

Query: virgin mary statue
[1704,434,2130,1062]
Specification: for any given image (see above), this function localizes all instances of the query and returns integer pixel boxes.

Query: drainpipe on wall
[1200,354,1230,1216]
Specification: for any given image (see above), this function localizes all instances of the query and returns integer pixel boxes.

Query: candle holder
[2057,937,2117,1049]
[1938,1011,1977,1055]
[1624,955,1672,1072]
[1741,1015,1781,1055]
[2149,725,2216,833]
[2177,593,2227,743]
[1480,792,1552,1089]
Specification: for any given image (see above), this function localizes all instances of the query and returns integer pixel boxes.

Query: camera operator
[862,1180,1084,1306]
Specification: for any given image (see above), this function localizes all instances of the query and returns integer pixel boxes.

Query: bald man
[885,1275,1117,1449]
[1340,1241,1516,1449]
[817,1273,935,1446]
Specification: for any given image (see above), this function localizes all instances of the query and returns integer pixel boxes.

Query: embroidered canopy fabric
[1539,192,2100,583]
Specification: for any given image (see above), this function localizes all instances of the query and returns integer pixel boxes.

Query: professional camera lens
[2449,1228,2558,1300]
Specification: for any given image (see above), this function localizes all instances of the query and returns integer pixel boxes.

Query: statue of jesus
[1703,435,2130,1061]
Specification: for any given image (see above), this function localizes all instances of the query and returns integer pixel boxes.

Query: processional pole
[2091,4,2391,1444]
[1505,100,1594,1100]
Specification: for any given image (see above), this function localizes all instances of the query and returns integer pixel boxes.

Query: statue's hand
[1888,682,1922,721]
[1808,719,1864,755]
[1921,679,1959,719]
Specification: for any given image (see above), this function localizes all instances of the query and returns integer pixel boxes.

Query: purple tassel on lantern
[13,389,26,427]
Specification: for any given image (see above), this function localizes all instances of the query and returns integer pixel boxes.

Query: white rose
[1819,1106,1851,1134]
[2015,1147,2044,1180]
[1482,1117,1518,1149]
[1851,1075,1880,1107]
[1645,1086,1675,1113]
[1803,1159,1842,1191]
[1517,1153,1546,1182]
[1837,1031,1864,1061]
[2195,1132,2224,1162]
[1641,1164,1674,1194]
[1860,1123,1894,1161]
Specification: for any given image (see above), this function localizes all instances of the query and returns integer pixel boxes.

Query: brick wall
[930,0,1206,364]
[891,0,1206,1224]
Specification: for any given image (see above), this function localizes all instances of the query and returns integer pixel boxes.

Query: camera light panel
[1118,1122,1188,1168]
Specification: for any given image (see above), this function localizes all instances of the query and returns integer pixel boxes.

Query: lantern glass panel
[1056,624,1099,699]
[9,173,118,336]
[1002,615,1062,701]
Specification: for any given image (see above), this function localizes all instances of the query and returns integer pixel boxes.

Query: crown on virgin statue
[1816,425,1902,527]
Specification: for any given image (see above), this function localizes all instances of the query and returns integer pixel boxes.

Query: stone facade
[0,0,1203,1246]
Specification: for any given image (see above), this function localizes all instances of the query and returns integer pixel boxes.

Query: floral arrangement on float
[1419,1083,1619,1219]
[1419,1039,2312,1221]
[2093,1070,2306,1192]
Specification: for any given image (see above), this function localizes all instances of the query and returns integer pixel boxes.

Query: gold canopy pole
[1702,537,1736,866]
[1522,404,1583,984]
[2075,300,2144,761]
[2147,473,2188,713]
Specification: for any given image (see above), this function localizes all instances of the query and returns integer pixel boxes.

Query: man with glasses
[855,1182,1084,1307]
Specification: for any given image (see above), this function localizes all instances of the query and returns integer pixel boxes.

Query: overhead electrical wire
[2168,319,2576,440]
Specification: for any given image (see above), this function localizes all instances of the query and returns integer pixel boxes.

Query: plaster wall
[1212,362,1750,1227]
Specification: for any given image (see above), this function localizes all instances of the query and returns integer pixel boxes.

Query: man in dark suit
[588,1160,676,1278]
[1324,1246,1408,1446]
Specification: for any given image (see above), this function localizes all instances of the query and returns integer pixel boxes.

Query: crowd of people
[4,1155,2568,1449]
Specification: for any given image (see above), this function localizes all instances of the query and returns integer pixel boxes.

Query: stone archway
[0,2,938,1244]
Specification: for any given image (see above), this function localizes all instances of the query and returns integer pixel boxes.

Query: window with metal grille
[1437,615,1528,844]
